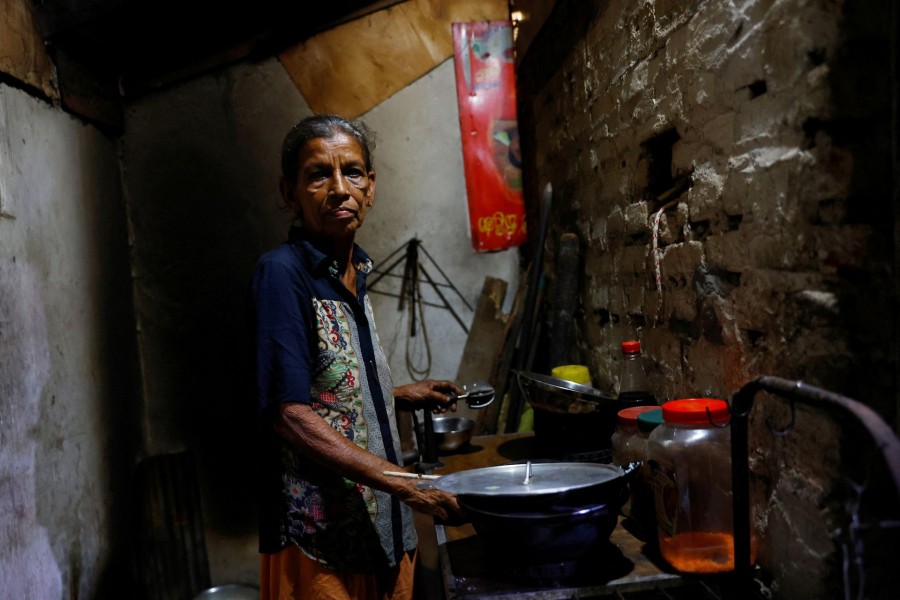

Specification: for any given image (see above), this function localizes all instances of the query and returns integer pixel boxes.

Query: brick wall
[516,0,896,596]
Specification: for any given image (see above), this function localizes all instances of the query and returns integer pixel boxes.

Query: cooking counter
[428,432,685,599]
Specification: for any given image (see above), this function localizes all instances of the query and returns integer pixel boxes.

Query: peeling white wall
[0,84,140,598]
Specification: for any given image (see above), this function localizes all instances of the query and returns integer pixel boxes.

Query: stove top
[493,541,633,587]
[436,518,684,598]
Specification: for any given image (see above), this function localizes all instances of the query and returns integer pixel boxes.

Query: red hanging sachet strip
[452,21,527,253]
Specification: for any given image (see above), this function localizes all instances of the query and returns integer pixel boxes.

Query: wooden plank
[476,267,529,435]
[454,276,508,431]
[278,0,509,119]
[0,0,58,99]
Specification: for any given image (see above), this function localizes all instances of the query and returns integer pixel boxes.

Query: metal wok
[516,371,616,414]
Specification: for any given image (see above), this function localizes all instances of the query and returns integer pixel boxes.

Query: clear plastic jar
[611,406,662,522]
[628,408,665,535]
[611,405,661,466]
[648,398,744,573]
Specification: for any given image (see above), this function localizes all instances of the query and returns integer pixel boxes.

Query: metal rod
[361,291,459,310]
[419,264,469,333]
[366,245,410,289]
[367,271,460,289]
[383,470,440,480]
[421,409,440,467]
[419,243,474,311]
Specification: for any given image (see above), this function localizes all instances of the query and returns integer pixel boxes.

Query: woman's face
[283,132,375,239]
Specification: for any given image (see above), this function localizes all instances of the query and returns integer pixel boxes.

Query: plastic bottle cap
[621,340,641,354]
[662,398,730,425]
[616,405,661,427]
[551,364,591,385]
[637,408,665,432]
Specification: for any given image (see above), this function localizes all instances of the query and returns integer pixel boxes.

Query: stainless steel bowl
[416,416,475,452]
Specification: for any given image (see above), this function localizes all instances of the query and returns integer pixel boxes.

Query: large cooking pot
[430,461,637,568]
[458,496,623,566]
[430,460,638,512]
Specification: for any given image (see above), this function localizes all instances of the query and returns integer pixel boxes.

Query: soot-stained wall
[516,0,896,597]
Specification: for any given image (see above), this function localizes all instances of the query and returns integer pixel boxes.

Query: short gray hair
[281,114,376,185]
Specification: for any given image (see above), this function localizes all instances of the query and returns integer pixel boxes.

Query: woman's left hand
[394,379,462,414]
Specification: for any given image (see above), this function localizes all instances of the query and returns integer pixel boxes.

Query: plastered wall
[0,85,140,597]
[518,0,896,596]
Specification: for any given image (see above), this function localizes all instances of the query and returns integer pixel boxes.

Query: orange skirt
[260,545,417,600]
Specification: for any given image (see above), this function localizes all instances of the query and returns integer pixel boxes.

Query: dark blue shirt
[252,227,416,571]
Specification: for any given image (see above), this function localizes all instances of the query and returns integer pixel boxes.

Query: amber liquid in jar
[648,398,755,574]
[658,531,736,573]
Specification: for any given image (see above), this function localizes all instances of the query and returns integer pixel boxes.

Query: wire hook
[707,405,731,428]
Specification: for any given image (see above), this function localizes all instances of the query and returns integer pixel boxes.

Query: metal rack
[730,376,900,600]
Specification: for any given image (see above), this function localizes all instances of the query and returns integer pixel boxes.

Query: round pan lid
[431,462,628,497]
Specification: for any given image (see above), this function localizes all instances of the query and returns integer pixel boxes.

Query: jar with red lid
[628,408,665,536]
[647,398,751,573]
[611,406,662,521]
[611,405,661,466]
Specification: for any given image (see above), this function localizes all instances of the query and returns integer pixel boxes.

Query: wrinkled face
[282,133,375,239]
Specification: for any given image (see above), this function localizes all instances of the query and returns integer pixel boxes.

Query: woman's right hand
[396,481,463,522]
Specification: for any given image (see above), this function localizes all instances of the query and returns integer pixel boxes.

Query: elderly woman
[252,114,462,599]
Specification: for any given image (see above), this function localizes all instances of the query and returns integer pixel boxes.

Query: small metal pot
[415,416,474,453]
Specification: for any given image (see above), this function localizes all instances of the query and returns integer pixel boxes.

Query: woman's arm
[273,403,462,520]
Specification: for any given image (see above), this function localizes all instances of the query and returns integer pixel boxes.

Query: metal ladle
[451,380,495,409]
[415,381,496,474]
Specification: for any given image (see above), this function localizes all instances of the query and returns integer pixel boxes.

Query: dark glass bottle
[617,340,657,407]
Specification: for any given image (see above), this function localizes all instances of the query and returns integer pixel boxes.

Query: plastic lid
[662,398,730,425]
[550,364,591,385]
[637,408,665,432]
[616,405,660,428]
[621,340,641,354]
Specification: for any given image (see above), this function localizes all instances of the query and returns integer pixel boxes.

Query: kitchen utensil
[459,496,622,566]
[383,470,441,480]
[415,416,475,453]
[451,380,495,409]
[427,460,638,512]
[516,370,616,414]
